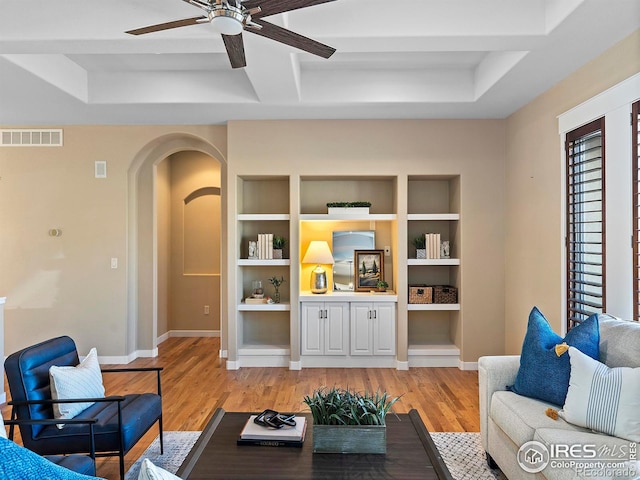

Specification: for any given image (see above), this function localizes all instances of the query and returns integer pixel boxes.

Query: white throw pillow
[560,347,640,442]
[138,459,182,480]
[0,415,6,439]
[49,347,105,422]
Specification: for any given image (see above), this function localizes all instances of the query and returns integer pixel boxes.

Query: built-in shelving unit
[234,176,292,367]
[228,174,464,370]
[406,176,461,367]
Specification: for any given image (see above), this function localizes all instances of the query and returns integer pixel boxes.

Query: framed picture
[354,250,384,292]
[332,231,375,291]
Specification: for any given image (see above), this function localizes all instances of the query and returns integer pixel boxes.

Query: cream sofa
[479,315,640,480]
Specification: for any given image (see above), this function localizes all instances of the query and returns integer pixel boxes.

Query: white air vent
[1,129,63,147]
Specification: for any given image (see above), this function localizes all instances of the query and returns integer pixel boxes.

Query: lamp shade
[302,241,334,265]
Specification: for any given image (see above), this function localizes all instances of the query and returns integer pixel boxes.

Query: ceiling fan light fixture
[209,8,244,36]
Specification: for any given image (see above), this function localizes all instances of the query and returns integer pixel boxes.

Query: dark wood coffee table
[176,408,453,479]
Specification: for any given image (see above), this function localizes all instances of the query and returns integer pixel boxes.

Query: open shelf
[238,302,291,311]
[408,304,460,311]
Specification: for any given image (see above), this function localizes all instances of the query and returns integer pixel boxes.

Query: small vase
[273,249,283,259]
[416,249,426,259]
[273,290,281,304]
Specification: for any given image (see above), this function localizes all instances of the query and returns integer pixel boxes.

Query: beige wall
[504,29,640,353]
[0,126,226,357]
[227,119,507,362]
[168,151,221,333]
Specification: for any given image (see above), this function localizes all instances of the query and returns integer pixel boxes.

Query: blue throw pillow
[0,436,102,480]
[510,306,599,406]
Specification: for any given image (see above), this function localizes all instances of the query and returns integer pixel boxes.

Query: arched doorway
[127,133,227,357]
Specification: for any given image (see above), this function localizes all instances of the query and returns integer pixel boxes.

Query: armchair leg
[119,452,125,480]
[159,416,164,455]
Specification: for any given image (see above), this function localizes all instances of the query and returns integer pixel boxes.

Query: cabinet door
[373,303,396,355]
[301,302,324,355]
[324,302,349,355]
[350,303,373,355]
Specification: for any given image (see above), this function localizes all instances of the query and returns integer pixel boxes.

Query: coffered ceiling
[0,0,638,125]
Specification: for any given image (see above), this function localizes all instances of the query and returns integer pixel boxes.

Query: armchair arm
[478,355,520,449]
[101,366,163,396]
[4,417,98,460]
[8,396,126,407]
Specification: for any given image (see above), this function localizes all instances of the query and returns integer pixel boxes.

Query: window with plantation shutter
[566,117,605,330]
[633,101,640,321]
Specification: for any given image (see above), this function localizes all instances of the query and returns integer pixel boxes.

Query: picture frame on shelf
[332,231,375,291]
[354,250,384,292]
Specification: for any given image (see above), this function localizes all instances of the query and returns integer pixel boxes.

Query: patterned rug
[126,431,504,480]
[125,431,201,480]
[431,432,506,480]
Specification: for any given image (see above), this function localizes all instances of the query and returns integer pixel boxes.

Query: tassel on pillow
[554,342,570,357]
[546,408,559,420]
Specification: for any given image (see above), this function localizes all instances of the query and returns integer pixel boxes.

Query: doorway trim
[127,132,227,359]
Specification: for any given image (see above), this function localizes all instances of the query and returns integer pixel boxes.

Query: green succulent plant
[303,387,400,426]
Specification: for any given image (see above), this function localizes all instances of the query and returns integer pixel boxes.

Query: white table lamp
[302,241,335,294]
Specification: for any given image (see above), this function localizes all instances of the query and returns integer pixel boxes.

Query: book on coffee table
[237,415,306,447]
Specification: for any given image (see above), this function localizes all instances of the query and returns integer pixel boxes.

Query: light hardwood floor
[2,336,480,479]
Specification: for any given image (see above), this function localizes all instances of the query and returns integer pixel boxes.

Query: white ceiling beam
[1,54,88,102]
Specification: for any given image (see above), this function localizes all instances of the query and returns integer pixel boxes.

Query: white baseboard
[396,360,409,371]
[226,360,240,370]
[219,349,228,358]
[289,360,302,370]
[459,360,478,371]
[164,330,220,338]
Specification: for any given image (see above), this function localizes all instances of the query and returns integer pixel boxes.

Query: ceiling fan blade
[222,33,247,68]
[244,0,337,19]
[125,16,207,35]
[246,19,335,58]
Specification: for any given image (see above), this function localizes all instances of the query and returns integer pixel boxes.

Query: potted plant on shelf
[272,236,287,259]
[267,275,285,304]
[326,201,371,215]
[303,387,400,454]
[412,236,426,259]
[376,280,389,292]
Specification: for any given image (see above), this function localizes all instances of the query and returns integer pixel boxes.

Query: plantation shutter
[566,117,606,330]
[633,101,640,321]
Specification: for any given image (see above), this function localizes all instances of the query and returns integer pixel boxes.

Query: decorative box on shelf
[433,286,458,304]
[409,285,433,304]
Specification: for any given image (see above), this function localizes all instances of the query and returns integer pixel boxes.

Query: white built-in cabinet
[301,302,349,356]
[229,174,462,370]
[350,302,396,356]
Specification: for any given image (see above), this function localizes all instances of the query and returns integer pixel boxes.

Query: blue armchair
[4,336,163,480]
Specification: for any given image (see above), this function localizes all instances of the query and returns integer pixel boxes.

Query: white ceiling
[0,0,638,125]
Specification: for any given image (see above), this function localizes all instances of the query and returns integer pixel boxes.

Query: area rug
[126,431,504,480]
[431,432,506,480]
[125,431,201,480]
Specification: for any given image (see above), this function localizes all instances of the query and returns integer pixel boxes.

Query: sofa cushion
[560,346,640,442]
[511,307,599,406]
[599,315,640,368]
[490,390,588,448]
[138,458,181,480]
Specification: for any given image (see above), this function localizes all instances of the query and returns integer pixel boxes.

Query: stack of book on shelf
[425,233,441,259]
[237,415,306,447]
[244,297,267,304]
[256,233,273,259]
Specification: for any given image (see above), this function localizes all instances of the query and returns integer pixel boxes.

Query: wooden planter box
[312,424,386,454]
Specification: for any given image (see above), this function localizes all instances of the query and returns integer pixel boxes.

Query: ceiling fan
[126,0,337,69]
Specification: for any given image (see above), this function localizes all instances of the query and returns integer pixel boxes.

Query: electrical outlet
[111,258,118,269]
[204,305,210,315]
[384,246,391,256]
